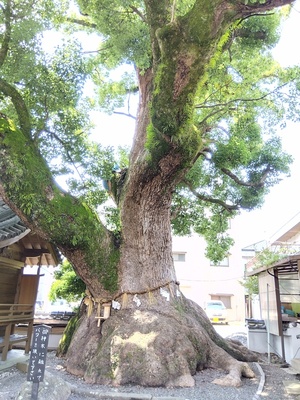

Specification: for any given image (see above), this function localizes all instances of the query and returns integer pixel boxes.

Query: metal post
[31,382,39,400]
[267,283,271,364]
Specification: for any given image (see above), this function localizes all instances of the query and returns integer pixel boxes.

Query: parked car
[48,300,77,320]
[204,300,228,324]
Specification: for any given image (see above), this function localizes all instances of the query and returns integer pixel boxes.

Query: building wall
[172,230,246,322]
[24,265,56,313]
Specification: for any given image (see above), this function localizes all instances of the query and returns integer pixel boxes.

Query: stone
[16,362,28,374]
[283,380,300,395]
[291,358,300,373]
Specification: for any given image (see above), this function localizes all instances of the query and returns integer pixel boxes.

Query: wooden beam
[23,249,50,257]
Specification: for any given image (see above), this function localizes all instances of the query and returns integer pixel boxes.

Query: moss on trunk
[57,314,80,357]
[0,117,119,296]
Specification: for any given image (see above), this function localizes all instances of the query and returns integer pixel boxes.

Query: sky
[235,1,300,247]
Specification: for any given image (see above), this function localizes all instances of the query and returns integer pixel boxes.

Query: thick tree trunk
[65,186,258,387]
[65,148,258,388]
[64,61,258,387]
[118,171,176,294]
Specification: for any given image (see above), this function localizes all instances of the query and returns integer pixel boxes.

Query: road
[214,321,247,339]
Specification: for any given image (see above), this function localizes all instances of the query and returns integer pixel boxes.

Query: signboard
[27,324,51,383]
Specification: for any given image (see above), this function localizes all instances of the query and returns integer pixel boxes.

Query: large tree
[0,0,299,388]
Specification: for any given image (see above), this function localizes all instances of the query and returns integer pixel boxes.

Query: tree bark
[66,295,257,387]
[64,70,258,388]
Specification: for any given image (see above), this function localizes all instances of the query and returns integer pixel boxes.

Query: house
[245,212,300,363]
[0,197,60,361]
[172,218,246,322]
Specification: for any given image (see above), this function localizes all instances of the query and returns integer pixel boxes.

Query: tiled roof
[0,198,28,242]
[0,198,60,266]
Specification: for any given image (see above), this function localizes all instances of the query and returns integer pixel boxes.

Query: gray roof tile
[0,199,27,241]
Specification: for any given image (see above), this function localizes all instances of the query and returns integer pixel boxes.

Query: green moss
[173,297,189,316]
[0,117,119,293]
[144,0,237,172]
[145,30,208,168]
[57,314,80,356]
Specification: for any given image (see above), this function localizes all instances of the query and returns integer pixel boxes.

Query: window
[173,253,186,262]
[210,257,229,267]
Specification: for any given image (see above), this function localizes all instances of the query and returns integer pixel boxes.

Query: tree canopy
[1,1,298,263]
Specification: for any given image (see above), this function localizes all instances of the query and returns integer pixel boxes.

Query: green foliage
[252,245,299,269]
[240,276,259,296]
[49,259,86,303]
[166,9,299,261]
[94,70,138,113]
[254,247,284,268]
[103,205,121,235]
[76,0,151,70]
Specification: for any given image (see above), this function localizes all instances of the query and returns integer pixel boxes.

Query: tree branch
[198,108,233,128]
[0,0,12,68]
[44,128,87,184]
[0,78,31,138]
[220,165,272,188]
[195,82,290,110]
[0,119,119,299]
[183,179,239,212]
[66,17,97,29]
[113,111,136,120]
[233,0,295,18]
[129,5,147,23]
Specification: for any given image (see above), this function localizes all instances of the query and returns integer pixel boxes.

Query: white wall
[172,227,246,322]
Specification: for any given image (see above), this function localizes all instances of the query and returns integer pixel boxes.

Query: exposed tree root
[64,295,258,388]
[207,341,255,387]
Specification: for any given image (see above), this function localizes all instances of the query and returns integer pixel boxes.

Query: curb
[72,387,187,400]
[71,387,188,400]
[252,362,265,399]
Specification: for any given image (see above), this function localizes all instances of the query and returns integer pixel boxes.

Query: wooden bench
[0,303,34,361]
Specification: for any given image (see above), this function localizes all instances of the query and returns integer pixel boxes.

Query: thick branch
[233,0,295,17]
[0,79,31,138]
[183,179,239,212]
[143,0,173,63]
[221,165,271,188]
[66,17,97,29]
[0,118,119,298]
[0,0,12,68]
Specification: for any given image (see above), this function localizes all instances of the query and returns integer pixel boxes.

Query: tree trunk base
[65,296,257,387]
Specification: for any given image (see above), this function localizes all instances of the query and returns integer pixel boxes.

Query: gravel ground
[0,352,298,400]
[1,332,300,399]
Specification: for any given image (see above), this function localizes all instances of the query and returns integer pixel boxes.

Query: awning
[246,254,300,277]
